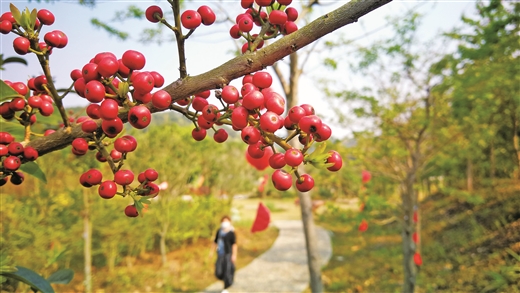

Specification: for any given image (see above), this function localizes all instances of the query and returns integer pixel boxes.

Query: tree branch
[27,0,393,156]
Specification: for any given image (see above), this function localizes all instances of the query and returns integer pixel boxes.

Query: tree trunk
[466,158,473,192]
[513,117,520,179]
[83,190,92,293]
[400,176,418,293]
[160,223,169,266]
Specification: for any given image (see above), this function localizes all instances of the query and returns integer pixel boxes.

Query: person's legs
[215,253,225,280]
[223,253,235,289]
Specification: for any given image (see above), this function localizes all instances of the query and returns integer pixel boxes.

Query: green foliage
[0,54,28,71]
[20,161,47,184]
[2,266,55,293]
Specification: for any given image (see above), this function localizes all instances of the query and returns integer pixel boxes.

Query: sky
[0,0,477,138]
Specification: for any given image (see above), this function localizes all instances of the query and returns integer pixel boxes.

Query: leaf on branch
[20,161,47,184]
[3,56,29,67]
[0,80,22,102]
[46,268,74,285]
[9,4,21,26]
[323,58,338,70]
[90,18,129,40]
[1,266,55,293]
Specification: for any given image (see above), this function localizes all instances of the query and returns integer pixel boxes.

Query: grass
[53,221,278,292]
[318,180,520,292]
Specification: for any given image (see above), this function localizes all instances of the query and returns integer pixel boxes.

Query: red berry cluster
[71,50,170,134]
[1,8,66,55]
[0,77,55,123]
[231,0,299,54]
[145,5,216,29]
[173,70,342,193]
[0,132,38,186]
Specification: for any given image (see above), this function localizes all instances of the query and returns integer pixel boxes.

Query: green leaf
[0,121,24,141]
[20,8,31,31]
[0,265,17,274]
[46,269,74,285]
[20,161,47,184]
[9,4,21,25]
[1,266,55,293]
[139,198,151,204]
[3,56,28,66]
[30,8,38,30]
[0,80,22,102]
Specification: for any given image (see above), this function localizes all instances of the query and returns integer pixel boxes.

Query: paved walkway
[203,220,332,293]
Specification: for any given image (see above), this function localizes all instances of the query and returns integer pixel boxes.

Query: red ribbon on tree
[414,252,423,266]
[251,202,271,233]
[361,170,371,184]
[358,219,368,232]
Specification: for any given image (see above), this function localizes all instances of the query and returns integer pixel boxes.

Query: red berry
[221,85,239,104]
[102,117,124,138]
[231,106,249,129]
[271,169,292,191]
[72,138,89,154]
[152,90,172,110]
[202,104,220,122]
[99,99,119,120]
[285,7,298,22]
[264,92,285,115]
[28,96,42,109]
[0,20,12,34]
[114,169,135,186]
[241,83,258,97]
[9,98,26,112]
[84,169,103,186]
[241,0,254,9]
[8,142,24,155]
[252,71,272,89]
[114,136,137,153]
[300,104,315,115]
[86,104,101,119]
[259,111,282,133]
[39,101,54,116]
[192,128,206,141]
[144,168,158,181]
[241,126,261,145]
[118,59,131,77]
[247,142,265,159]
[0,145,7,156]
[74,78,86,97]
[81,119,98,133]
[284,148,303,167]
[229,24,241,39]
[326,150,342,172]
[198,5,216,26]
[192,96,209,112]
[296,174,314,192]
[269,10,287,26]
[256,0,273,7]
[288,106,306,123]
[238,16,253,33]
[97,56,119,78]
[37,9,55,25]
[128,105,152,129]
[84,80,106,103]
[181,10,202,30]
[145,5,163,23]
[3,156,21,171]
[278,0,292,5]
[0,132,14,145]
[98,181,117,199]
[299,115,322,134]
[125,205,139,217]
[122,50,146,70]
[149,71,164,87]
[82,63,100,82]
[269,153,286,169]
[11,82,28,96]
[110,150,123,162]
[13,37,30,55]
[132,72,155,94]
[213,129,228,143]
[282,21,298,35]
[242,90,264,110]
[197,115,213,129]
[315,123,332,142]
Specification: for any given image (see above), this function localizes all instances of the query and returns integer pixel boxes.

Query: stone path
[203,220,332,293]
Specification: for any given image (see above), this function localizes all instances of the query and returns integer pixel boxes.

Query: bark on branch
[27,0,393,156]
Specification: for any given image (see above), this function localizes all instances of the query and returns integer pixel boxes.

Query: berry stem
[35,48,70,129]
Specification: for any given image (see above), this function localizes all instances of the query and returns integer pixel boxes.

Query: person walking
[210,215,237,293]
